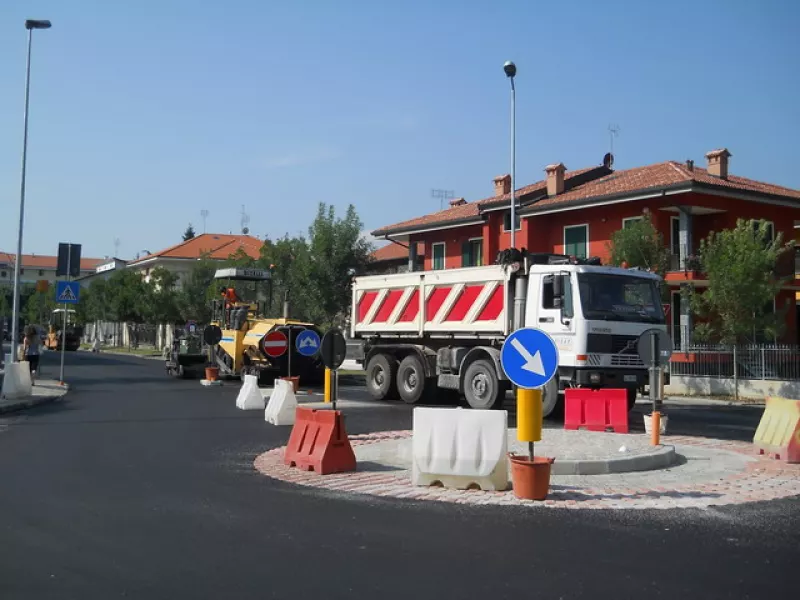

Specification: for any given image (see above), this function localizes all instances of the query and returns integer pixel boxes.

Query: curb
[552,444,676,475]
[0,385,69,415]
[79,348,163,361]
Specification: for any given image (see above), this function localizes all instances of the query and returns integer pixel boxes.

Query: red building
[372,149,800,345]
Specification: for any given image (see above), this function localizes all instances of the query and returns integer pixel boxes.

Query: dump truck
[350,251,668,416]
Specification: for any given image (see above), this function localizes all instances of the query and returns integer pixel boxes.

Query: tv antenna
[240,205,250,235]
[608,123,620,155]
[200,209,209,233]
[431,188,455,210]
[113,237,120,258]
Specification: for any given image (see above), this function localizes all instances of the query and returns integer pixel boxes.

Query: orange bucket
[508,454,555,501]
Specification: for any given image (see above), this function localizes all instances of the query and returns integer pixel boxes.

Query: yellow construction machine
[210,267,324,384]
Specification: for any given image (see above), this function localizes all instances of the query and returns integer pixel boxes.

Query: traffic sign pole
[517,388,542,460]
[324,368,332,403]
[59,253,70,384]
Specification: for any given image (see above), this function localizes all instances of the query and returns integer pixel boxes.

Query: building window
[432,243,446,270]
[622,216,643,228]
[670,216,680,255]
[462,238,483,268]
[563,224,588,259]
[751,220,775,244]
[503,210,521,232]
[0,271,5,278]
[38,270,44,276]
[20,269,24,275]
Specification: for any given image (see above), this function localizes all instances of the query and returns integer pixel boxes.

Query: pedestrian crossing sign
[56,281,80,304]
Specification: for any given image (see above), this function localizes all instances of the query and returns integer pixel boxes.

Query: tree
[177,258,218,324]
[0,287,10,318]
[182,224,196,241]
[608,216,670,276]
[141,267,181,325]
[690,219,793,344]
[24,289,55,326]
[106,269,148,323]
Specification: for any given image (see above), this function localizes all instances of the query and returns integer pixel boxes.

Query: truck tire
[397,354,427,404]
[541,376,561,418]
[366,353,397,401]
[463,359,502,409]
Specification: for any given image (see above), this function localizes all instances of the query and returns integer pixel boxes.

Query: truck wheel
[463,359,502,409]
[541,376,561,418]
[397,355,427,404]
[366,353,397,401]
[627,387,638,411]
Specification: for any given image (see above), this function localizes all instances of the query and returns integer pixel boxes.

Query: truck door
[527,273,576,360]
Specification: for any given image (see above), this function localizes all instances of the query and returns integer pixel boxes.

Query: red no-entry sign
[262,330,288,357]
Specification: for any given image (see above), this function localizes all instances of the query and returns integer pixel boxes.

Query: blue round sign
[295,329,321,357]
[500,327,560,389]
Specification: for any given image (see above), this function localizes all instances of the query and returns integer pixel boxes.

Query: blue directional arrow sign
[295,329,321,357]
[500,327,560,389]
[55,281,80,305]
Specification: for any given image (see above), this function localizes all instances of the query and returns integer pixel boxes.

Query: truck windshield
[577,273,665,323]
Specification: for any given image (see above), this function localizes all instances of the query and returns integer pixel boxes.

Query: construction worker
[219,286,241,328]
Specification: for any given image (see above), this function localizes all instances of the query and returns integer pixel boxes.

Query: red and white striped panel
[354,280,507,334]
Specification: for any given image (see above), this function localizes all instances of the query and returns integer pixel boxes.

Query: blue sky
[1,0,798,259]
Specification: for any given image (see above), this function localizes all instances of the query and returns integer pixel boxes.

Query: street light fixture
[10,19,51,364]
[504,61,517,250]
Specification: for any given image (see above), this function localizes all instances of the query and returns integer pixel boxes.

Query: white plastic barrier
[1,362,33,401]
[235,375,266,410]
[264,379,297,425]
[412,407,508,491]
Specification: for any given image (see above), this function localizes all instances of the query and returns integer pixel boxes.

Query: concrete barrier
[265,379,297,426]
[1,362,32,401]
[411,407,508,491]
[753,396,800,463]
[235,375,266,410]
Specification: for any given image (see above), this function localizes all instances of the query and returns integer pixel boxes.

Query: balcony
[665,245,702,282]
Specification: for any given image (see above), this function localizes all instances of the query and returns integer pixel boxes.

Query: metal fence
[670,344,800,381]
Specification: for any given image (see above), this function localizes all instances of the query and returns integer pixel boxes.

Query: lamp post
[504,60,517,250]
[10,19,51,364]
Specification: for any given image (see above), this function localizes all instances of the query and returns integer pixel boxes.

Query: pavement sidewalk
[0,379,69,414]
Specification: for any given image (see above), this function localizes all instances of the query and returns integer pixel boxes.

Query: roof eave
[520,183,694,215]
[372,217,485,238]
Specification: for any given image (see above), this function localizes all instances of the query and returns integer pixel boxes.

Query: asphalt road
[0,350,796,600]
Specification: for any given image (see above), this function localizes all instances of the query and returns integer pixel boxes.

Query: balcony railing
[668,245,702,273]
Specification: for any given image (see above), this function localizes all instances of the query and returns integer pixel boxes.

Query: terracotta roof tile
[371,242,425,262]
[372,167,599,236]
[0,252,103,271]
[128,233,264,265]
[373,157,800,235]
[527,161,800,210]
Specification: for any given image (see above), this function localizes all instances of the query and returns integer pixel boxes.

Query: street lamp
[10,19,51,364]
[503,61,517,250]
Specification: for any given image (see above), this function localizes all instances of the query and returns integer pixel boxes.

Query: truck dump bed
[351,265,511,339]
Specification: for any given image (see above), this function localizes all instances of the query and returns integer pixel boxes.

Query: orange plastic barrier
[284,407,356,474]
[564,388,629,433]
[753,397,800,463]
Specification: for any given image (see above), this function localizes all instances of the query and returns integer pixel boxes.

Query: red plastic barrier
[284,407,356,474]
[564,388,629,433]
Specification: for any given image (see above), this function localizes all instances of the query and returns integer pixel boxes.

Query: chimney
[685,159,694,171]
[545,163,566,197]
[449,197,467,207]
[705,148,731,179]
[493,174,511,196]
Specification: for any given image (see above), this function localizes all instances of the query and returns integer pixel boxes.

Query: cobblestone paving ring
[253,431,800,510]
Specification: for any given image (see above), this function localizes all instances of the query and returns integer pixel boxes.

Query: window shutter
[462,241,471,267]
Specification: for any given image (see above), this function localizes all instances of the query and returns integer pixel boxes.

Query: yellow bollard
[517,388,543,443]
[324,368,332,403]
